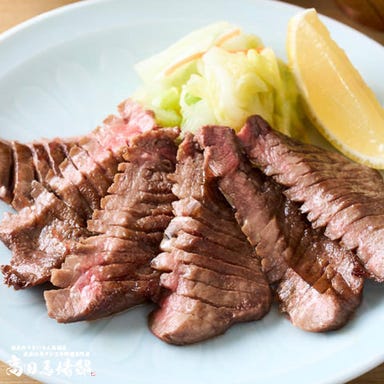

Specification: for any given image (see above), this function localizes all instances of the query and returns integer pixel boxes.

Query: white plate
[1,1,384,383]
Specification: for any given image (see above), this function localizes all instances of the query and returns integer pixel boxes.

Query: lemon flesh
[287,9,384,169]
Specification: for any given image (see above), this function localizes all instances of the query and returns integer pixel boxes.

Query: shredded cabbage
[133,22,306,139]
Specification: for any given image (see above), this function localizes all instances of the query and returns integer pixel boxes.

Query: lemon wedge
[287,8,384,169]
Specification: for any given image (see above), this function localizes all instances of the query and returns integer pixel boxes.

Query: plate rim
[0,1,383,384]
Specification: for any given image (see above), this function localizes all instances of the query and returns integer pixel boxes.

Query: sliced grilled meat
[150,134,271,345]
[0,139,13,203]
[0,99,156,289]
[0,138,76,210]
[10,141,35,210]
[0,99,156,211]
[44,128,178,322]
[0,181,89,289]
[199,125,363,331]
[238,115,384,282]
[29,142,55,185]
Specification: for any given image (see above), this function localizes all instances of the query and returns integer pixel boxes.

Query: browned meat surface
[238,115,384,282]
[277,234,363,331]
[0,138,76,210]
[29,142,57,185]
[0,181,89,288]
[10,142,35,210]
[28,139,95,219]
[198,126,288,284]
[44,128,178,322]
[68,145,111,197]
[0,99,156,289]
[199,125,363,331]
[0,99,156,211]
[149,134,271,345]
[42,140,68,176]
[0,139,13,203]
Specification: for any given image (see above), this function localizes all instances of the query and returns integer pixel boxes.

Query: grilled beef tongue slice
[198,125,363,332]
[238,115,384,282]
[0,99,156,289]
[149,134,271,345]
[0,139,13,204]
[44,127,178,323]
[0,99,156,211]
[1,181,89,289]
[0,138,77,210]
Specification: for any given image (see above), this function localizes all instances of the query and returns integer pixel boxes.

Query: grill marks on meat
[277,234,363,331]
[1,99,156,289]
[1,102,380,338]
[238,115,384,282]
[199,127,290,283]
[150,134,271,345]
[0,181,89,289]
[0,138,74,210]
[199,126,363,332]
[44,128,178,323]
[11,142,35,210]
[0,99,156,211]
[199,129,288,284]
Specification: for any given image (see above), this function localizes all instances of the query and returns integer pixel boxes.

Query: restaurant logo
[5,344,94,378]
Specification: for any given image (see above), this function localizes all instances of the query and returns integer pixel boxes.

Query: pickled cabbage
[133,22,306,139]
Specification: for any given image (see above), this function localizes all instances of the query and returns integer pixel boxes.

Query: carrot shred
[227,49,249,54]
[215,28,241,47]
[164,29,264,77]
[164,51,205,76]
